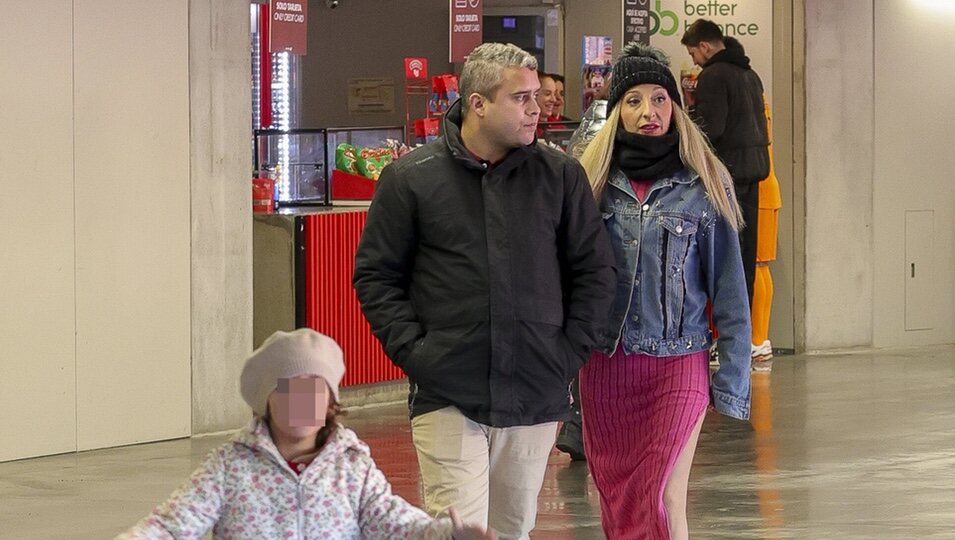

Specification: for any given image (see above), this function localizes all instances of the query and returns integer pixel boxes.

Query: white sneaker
[752,340,773,361]
[751,340,773,371]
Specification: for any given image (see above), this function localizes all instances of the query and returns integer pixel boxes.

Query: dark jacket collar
[441,99,537,173]
[704,46,752,70]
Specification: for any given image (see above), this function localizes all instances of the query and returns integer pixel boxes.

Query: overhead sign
[450,0,483,63]
[404,57,429,82]
[623,0,652,46]
[648,0,774,105]
[270,0,308,55]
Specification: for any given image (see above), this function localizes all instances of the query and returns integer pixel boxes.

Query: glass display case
[325,126,404,162]
[253,126,405,206]
[254,128,327,205]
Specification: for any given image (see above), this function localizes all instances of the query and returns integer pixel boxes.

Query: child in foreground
[118,328,494,539]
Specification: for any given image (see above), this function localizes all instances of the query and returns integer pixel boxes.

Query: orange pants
[752,206,779,346]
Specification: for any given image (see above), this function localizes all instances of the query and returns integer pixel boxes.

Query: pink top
[629,178,653,202]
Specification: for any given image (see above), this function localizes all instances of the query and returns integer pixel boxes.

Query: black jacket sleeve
[352,164,422,367]
[692,69,729,144]
[558,160,617,360]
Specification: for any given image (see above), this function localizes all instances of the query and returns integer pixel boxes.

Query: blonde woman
[576,44,751,540]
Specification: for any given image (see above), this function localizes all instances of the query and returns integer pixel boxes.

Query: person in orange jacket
[751,95,781,367]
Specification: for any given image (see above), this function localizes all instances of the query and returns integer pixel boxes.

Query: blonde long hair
[578,101,744,230]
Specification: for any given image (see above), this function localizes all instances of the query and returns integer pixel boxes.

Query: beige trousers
[411,406,558,540]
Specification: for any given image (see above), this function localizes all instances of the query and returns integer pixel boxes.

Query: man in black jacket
[353,43,615,539]
[682,20,770,306]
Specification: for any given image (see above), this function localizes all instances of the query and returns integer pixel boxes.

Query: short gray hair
[459,43,538,113]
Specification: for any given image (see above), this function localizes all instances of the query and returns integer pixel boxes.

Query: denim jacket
[597,167,752,420]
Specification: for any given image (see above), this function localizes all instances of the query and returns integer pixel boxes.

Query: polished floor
[2,346,954,539]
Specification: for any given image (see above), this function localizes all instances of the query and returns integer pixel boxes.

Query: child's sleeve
[114,446,227,540]
[355,453,454,540]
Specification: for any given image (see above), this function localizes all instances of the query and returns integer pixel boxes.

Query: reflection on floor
[2,346,954,539]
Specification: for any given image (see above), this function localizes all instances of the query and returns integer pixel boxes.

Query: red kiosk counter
[253,207,403,388]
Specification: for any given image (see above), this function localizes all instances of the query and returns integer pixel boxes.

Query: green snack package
[335,143,360,174]
[355,147,394,180]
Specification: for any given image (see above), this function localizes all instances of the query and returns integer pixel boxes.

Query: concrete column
[189,0,255,432]
[803,0,874,349]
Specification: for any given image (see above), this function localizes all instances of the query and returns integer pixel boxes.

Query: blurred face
[536,75,557,117]
[267,375,331,440]
[619,84,673,136]
[471,66,541,149]
[553,80,565,117]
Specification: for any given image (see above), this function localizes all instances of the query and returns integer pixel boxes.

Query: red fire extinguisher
[252,177,275,213]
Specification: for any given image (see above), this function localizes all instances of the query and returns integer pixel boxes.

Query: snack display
[330,137,421,200]
[336,140,420,178]
[356,147,393,181]
[382,138,415,159]
[335,143,360,175]
[255,126,406,205]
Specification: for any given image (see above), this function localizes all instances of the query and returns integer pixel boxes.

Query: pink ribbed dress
[579,349,709,539]
[579,178,711,539]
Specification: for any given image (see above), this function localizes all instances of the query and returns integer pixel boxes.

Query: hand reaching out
[450,507,497,540]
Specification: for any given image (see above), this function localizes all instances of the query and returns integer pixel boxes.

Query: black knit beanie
[607,42,682,112]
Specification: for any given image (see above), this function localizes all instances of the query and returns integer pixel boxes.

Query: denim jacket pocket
[659,216,698,258]
[659,216,698,337]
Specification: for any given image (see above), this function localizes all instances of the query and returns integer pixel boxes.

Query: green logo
[649,0,679,36]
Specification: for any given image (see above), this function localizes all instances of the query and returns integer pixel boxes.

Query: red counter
[302,211,404,387]
[253,209,404,388]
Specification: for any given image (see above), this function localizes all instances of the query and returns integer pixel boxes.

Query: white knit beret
[240,328,346,416]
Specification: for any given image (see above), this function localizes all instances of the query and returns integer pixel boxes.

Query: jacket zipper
[409,382,419,415]
[297,482,305,538]
[263,439,305,537]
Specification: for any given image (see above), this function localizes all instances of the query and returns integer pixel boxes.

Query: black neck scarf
[613,127,683,181]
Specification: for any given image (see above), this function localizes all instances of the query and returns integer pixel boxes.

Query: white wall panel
[873,0,955,347]
[0,1,77,461]
[73,0,191,450]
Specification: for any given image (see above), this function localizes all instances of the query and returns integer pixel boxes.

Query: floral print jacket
[117,418,453,539]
